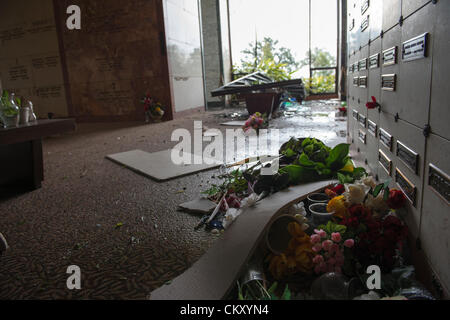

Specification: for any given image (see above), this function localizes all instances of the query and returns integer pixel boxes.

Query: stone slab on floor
[178,198,217,215]
[106,149,222,182]
[220,121,246,127]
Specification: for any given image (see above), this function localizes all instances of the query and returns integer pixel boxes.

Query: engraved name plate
[359,129,367,144]
[428,164,450,204]
[349,64,354,73]
[382,74,396,91]
[353,77,359,86]
[379,128,393,151]
[395,168,417,206]
[359,58,368,71]
[358,114,367,127]
[379,149,392,175]
[359,76,368,88]
[354,62,359,72]
[368,120,377,137]
[382,46,397,66]
[369,53,379,69]
[361,15,370,32]
[361,0,370,15]
[352,110,358,120]
[403,33,428,62]
[397,141,419,174]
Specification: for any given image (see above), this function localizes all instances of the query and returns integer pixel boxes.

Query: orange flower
[327,195,349,219]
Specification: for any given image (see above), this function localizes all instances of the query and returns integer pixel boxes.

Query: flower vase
[0,94,19,128]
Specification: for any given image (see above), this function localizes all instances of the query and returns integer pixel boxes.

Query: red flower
[366,96,380,109]
[332,184,345,195]
[339,107,347,112]
[387,189,407,209]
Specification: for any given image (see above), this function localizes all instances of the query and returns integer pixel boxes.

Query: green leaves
[318,221,347,235]
[326,143,350,170]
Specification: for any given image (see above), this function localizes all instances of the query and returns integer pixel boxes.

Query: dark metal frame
[308,0,340,96]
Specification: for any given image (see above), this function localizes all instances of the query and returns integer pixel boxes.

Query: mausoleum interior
[0,0,448,301]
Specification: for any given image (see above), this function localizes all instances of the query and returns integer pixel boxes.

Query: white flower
[361,175,377,189]
[344,183,368,205]
[365,193,390,215]
[240,193,258,208]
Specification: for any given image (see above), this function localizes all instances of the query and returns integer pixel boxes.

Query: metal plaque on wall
[361,16,369,32]
[368,120,377,137]
[379,149,392,175]
[395,168,417,206]
[358,114,367,127]
[382,74,396,91]
[402,33,428,62]
[361,0,370,15]
[353,77,359,86]
[379,128,393,151]
[352,110,358,120]
[428,164,450,204]
[359,129,367,144]
[359,76,368,88]
[397,141,419,175]
[369,53,379,69]
[382,46,397,66]
[359,58,368,71]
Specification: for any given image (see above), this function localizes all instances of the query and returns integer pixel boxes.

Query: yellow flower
[341,159,355,173]
[327,195,348,219]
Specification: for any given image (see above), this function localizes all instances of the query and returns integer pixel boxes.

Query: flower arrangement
[310,221,355,275]
[141,94,165,122]
[243,112,267,133]
[324,176,409,273]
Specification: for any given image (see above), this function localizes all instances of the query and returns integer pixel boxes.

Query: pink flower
[315,229,327,238]
[310,234,321,244]
[312,243,322,252]
[344,239,355,248]
[313,255,324,264]
[322,240,333,251]
[331,232,342,243]
[330,243,339,255]
[334,266,342,274]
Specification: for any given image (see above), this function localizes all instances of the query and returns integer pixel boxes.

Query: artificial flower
[387,189,407,209]
[344,184,368,205]
[366,96,380,109]
[365,193,390,216]
[344,239,355,248]
[331,232,342,243]
[327,195,348,219]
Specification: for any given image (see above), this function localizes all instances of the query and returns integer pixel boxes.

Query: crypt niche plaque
[352,110,358,120]
[359,76,368,88]
[379,149,392,175]
[359,129,367,144]
[428,164,450,204]
[361,0,370,15]
[358,114,367,127]
[368,120,377,137]
[369,53,380,69]
[382,74,396,91]
[382,46,398,66]
[396,141,419,175]
[353,77,359,87]
[361,15,369,32]
[359,58,368,71]
[395,168,417,206]
[402,33,428,63]
[379,128,393,151]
